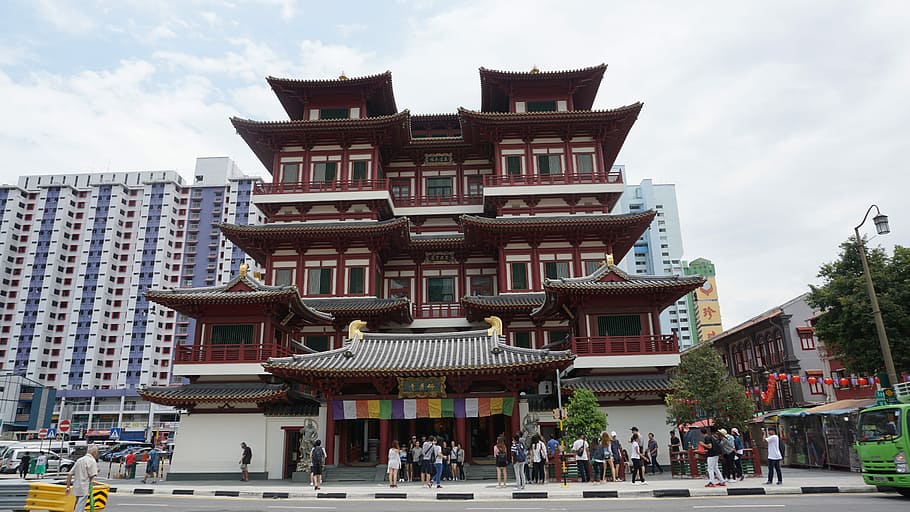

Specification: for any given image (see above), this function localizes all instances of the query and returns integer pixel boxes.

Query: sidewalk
[101,468,880,500]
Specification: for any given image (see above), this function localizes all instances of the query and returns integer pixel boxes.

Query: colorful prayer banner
[331,397,516,420]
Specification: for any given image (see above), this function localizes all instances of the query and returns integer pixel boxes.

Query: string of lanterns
[743,373,882,404]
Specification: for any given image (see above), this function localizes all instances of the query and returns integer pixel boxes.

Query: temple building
[140,64,705,480]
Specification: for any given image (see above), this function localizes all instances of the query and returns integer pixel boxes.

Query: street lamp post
[854,204,898,388]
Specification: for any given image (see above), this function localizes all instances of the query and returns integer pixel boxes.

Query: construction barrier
[0,480,109,511]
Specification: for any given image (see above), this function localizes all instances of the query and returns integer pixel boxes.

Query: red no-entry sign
[59,420,71,433]
[38,428,48,439]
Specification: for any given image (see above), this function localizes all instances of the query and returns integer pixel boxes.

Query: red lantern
[807,377,818,385]
[778,373,787,381]
[875,377,881,384]
[858,378,868,386]
[823,377,834,385]
[839,378,850,387]
[745,391,751,397]
[792,375,801,383]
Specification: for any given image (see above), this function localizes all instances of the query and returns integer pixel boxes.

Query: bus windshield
[859,408,903,442]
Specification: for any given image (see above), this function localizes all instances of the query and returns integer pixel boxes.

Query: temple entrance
[468,415,509,458]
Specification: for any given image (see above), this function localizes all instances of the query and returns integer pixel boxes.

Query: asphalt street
[107,493,906,511]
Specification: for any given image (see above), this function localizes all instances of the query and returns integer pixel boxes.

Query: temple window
[595,315,642,337]
[575,153,595,175]
[313,162,337,182]
[351,161,368,181]
[536,155,562,176]
[544,261,570,280]
[526,100,557,112]
[426,177,453,198]
[504,155,523,175]
[305,335,330,352]
[510,263,529,290]
[426,277,455,302]
[307,268,333,295]
[467,177,483,196]
[584,260,602,274]
[389,277,410,299]
[547,330,571,346]
[391,180,410,199]
[513,331,532,348]
[280,163,299,183]
[348,267,366,294]
[274,268,293,286]
[469,276,493,296]
[210,324,255,345]
[318,107,350,119]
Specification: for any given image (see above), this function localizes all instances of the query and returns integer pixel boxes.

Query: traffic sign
[59,420,71,433]
[38,428,48,439]
[109,427,122,440]
[46,428,57,438]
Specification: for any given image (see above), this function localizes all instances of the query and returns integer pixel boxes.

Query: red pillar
[510,397,520,436]
[455,416,466,454]
[325,403,336,465]
[379,419,390,464]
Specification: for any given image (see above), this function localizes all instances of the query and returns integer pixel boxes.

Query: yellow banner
[367,400,381,419]
[490,397,504,415]
[428,399,442,418]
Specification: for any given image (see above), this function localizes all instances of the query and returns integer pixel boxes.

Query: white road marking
[693,506,786,509]
[267,507,337,510]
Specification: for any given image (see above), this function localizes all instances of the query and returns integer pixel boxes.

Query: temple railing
[175,343,293,363]
[392,194,484,207]
[414,303,464,319]
[484,172,623,187]
[255,180,390,195]
[572,334,679,356]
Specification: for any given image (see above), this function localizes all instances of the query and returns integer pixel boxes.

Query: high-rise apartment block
[0,157,261,436]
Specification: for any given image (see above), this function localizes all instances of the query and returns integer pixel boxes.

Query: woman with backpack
[530,434,548,484]
[311,439,326,490]
[493,436,509,488]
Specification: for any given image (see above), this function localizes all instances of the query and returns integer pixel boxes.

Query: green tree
[563,388,607,441]
[807,238,910,375]
[665,344,754,429]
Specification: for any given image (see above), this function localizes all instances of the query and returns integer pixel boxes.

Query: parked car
[0,448,74,474]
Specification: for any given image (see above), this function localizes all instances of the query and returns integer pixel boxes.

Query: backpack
[311,447,325,465]
[512,443,527,463]
[720,436,735,455]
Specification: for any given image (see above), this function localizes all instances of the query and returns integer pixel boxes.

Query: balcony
[572,334,679,356]
[175,343,293,364]
[255,179,390,195]
[414,303,464,319]
[485,171,623,187]
[483,172,624,203]
[392,194,484,207]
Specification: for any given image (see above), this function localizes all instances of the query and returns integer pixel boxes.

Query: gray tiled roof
[561,375,672,395]
[462,293,545,308]
[264,329,574,377]
[543,264,705,293]
[138,382,289,405]
[305,297,409,313]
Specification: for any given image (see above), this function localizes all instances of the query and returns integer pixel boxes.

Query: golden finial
[239,263,248,277]
[348,319,367,341]
[338,71,348,80]
[604,252,615,267]
[485,316,503,337]
[530,65,540,74]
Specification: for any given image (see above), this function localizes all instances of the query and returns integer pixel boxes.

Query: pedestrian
[421,436,435,487]
[387,440,401,488]
[142,445,160,484]
[701,427,725,487]
[630,433,646,484]
[610,432,625,481]
[546,434,559,482]
[590,440,604,482]
[511,432,528,490]
[311,439,326,490]
[432,436,444,488]
[647,432,663,474]
[239,442,252,482]
[570,433,590,482]
[600,432,615,482]
[34,452,47,479]
[65,445,99,512]
[494,435,509,488]
[763,427,783,485]
[18,452,30,479]
[124,450,136,480]
[718,428,735,481]
[410,437,421,482]
[449,441,460,481]
[440,440,452,480]
[731,428,745,480]
[530,434,547,484]
[669,430,681,453]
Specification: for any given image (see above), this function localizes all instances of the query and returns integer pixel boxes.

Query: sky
[1,0,909,328]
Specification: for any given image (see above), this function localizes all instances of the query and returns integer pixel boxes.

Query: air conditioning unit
[894,382,910,404]
[538,381,553,395]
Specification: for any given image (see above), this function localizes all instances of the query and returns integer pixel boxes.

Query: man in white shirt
[570,433,590,482]
[763,427,783,485]
[65,445,99,512]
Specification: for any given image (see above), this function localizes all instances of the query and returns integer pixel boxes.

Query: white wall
[170,413,267,476]
[600,404,672,463]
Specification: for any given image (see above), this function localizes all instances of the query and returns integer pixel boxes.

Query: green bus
[855,387,910,497]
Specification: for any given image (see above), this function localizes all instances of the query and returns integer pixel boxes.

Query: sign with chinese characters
[424,153,452,165]
[424,252,456,264]
[398,376,447,398]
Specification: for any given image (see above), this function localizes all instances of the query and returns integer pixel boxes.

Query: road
[108,493,906,511]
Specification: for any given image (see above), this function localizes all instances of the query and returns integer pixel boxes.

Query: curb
[111,484,879,499]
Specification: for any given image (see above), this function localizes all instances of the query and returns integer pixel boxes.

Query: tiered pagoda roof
[263,328,574,380]
[267,71,398,120]
[561,374,673,396]
[461,293,545,322]
[146,272,332,326]
[138,382,290,408]
[533,263,706,318]
[479,64,608,112]
[303,297,413,326]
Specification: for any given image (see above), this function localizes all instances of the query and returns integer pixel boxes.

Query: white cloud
[336,23,367,38]
[33,0,96,34]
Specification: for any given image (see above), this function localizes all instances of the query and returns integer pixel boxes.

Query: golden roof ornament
[338,71,348,80]
[485,316,503,337]
[348,319,367,341]
[239,263,249,277]
[604,252,615,266]
[530,65,540,74]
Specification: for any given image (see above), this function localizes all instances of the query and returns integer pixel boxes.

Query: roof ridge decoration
[267,70,393,86]
[479,63,608,78]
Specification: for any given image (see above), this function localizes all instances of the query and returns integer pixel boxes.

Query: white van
[0,447,74,474]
